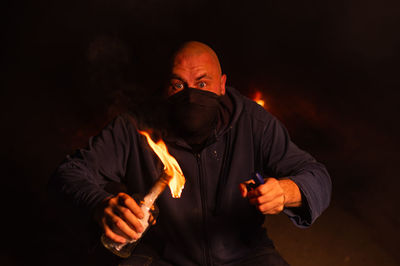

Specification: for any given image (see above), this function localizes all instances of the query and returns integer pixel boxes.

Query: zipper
[196,152,212,266]
[214,130,232,215]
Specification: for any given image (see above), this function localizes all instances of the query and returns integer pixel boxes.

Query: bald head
[166,41,226,96]
[172,41,222,75]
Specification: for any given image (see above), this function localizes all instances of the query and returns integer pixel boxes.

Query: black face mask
[168,88,220,145]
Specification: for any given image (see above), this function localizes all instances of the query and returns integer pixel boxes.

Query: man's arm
[266,116,331,226]
[241,114,331,227]
[48,114,146,243]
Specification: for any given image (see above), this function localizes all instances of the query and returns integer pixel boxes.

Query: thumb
[238,183,248,198]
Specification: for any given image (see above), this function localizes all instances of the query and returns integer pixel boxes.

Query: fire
[139,130,185,198]
[253,91,266,108]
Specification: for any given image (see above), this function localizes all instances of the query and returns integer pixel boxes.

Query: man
[50,41,331,265]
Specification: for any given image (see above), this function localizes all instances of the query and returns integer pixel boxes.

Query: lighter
[246,172,265,190]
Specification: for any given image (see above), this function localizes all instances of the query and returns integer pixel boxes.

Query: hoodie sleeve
[48,114,133,214]
[262,116,332,228]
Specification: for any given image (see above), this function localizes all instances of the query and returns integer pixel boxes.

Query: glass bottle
[101,194,159,258]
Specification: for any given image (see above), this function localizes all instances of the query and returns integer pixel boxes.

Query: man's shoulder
[227,87,275,125]
[100,113,140,137]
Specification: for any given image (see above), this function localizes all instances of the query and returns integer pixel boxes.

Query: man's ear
[220,74,227,95]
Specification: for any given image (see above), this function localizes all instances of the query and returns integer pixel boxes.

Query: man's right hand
[94,192,145,244]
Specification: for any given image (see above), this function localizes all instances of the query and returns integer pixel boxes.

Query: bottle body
[101,195,158,258]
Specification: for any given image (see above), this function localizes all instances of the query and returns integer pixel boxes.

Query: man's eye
[174,83,184,89]
[198,82,206,88]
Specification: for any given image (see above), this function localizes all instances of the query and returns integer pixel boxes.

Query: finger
[101,211,131,243]
[249,193,272,206]
[257,199,284,215]
[247,186,265,199]
[114,205,144,233]
[249,187,284,205]
[149,214,157,225]
[245,181,264,199]
[118,193,144,219]
[256,193,285,214]
[249,178,283,199]
[108,214,141,241]
[262,178,282,194]
[238,183,248,198]
[255,181,274,196]
[103,224,127,244]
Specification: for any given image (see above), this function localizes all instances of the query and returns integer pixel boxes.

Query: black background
[2,0,400,265]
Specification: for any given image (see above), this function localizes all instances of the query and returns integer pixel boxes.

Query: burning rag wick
[139,130,185,200]
[142,172,171,209]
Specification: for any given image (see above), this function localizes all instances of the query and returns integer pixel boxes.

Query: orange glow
[139,131,185,198]
[253,91,266,108]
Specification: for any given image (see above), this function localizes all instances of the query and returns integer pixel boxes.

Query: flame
[253,91,266,108]
[139,130,185,198]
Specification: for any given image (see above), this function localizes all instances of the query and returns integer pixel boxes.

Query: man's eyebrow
[170,74,184,81]
[195,74,212,81]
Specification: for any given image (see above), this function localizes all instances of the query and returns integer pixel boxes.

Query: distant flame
[253,91,266,108]
[139,131,185,198]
